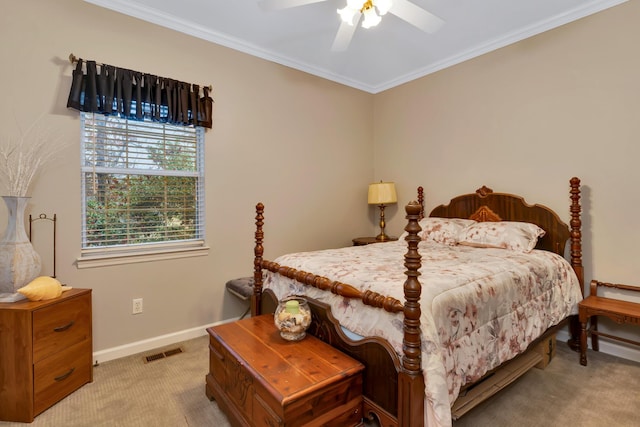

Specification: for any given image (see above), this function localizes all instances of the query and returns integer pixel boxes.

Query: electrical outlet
[132,298,143,314]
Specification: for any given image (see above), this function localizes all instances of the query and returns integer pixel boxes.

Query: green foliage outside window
[82,113,203,249]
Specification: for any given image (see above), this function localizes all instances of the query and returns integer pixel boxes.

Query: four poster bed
[250,177,584,427]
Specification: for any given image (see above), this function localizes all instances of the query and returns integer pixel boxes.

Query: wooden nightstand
[0,288,93,422]
[352,236,398,246]
[206,314,364,427]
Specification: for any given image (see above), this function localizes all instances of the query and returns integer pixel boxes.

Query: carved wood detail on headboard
[469,205,502,222]
[475,185,494,197]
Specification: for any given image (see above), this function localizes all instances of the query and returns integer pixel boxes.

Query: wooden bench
[578,280,640,366]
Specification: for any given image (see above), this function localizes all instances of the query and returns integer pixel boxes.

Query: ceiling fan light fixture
[337,0,391,29]
[375,0,392,15]
[361,6,381,28]
[337,6,358,26]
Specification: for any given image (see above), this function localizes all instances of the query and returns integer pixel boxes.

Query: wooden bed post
[568,177,583,350]
[417,187,424,220]
[569,177,583,293]
[252,203,265,317]
[398,201,425,427]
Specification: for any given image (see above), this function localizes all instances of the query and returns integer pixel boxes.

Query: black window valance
[67,57,213,129]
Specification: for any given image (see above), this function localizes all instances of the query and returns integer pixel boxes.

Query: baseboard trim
[95,318,640,365]
[92,316,240,364]
[556,329,640,363]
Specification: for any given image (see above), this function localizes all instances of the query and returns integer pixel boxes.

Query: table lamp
[368,181,397,241]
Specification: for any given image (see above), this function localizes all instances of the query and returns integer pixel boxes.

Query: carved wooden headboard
[416,185,574,257]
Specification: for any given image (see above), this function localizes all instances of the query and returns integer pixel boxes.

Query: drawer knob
[54,321,75,332]
[54,367,75,382]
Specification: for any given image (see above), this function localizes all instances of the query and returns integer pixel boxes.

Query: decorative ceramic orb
[274,296,312,341]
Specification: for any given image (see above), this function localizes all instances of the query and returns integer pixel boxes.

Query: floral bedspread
[263,240,582,427]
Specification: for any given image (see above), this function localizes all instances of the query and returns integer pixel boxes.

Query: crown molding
[84,0,627,94]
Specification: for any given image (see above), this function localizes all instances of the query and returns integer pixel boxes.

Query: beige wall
[377,0,640,286]
[0,0,373,354]
[375,1,640,350]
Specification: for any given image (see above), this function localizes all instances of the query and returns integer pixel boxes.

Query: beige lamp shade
[368,182,397,205]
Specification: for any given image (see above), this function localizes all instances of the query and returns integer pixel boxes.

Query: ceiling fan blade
[331,16,360,52]
[259,0,328,11]
[389,0,444,34]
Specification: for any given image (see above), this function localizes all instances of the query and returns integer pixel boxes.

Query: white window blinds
[80,113,205,251]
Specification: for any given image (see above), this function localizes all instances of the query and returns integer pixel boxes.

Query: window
[77,113,207,268]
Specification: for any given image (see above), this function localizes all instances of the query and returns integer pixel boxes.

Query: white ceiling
[85,0,626,93]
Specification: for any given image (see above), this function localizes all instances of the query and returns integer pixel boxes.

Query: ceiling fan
[259,0,445,51]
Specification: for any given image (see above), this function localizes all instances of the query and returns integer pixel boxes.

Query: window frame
[76,113,208,268]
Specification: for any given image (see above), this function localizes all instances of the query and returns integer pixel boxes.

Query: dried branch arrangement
[0,117,64,197]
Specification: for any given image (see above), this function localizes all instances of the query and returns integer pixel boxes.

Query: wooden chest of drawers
[0,288,92,422]
[206,314,364,427]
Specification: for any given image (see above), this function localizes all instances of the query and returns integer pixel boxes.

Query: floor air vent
[143,347,183,363]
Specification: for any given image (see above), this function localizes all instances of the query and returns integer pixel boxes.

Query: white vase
[0,196,42,293]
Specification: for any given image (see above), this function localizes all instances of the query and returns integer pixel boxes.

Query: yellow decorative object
[17,276,71,301]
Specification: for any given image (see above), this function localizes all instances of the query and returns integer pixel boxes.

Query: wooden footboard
[254,201,425,427]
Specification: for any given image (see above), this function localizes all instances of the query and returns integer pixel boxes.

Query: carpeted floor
[0,336,229,427]
[453,343,640,427]
[1,335,638,427]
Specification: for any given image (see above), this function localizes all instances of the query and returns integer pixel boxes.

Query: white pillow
[399,217,477,245]
[457,221,545,253]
